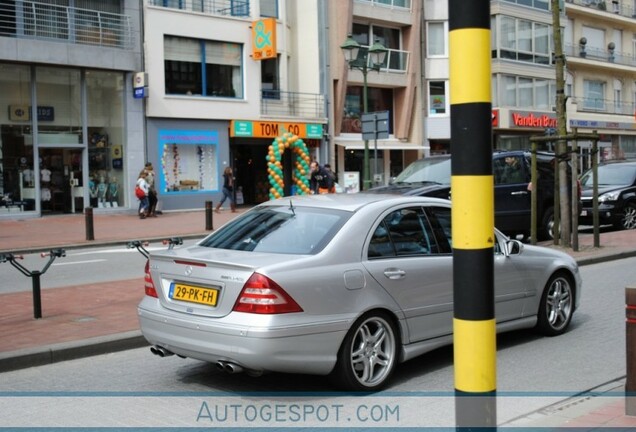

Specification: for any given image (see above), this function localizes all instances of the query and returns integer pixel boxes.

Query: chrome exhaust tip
[150,346,174,357]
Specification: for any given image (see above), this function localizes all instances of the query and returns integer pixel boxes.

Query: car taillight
[233,273,303,314]
[144,260,158,298]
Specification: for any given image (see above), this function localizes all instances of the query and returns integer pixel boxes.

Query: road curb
[0,331,147,373]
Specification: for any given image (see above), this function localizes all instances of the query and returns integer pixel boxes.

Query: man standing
[144,162,158,217]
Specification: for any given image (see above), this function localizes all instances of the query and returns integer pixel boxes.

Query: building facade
[0,0,144,218]
[423,0,636,171]
[143,0,328,209]
[563,0,636,165]
[329,0,424,190]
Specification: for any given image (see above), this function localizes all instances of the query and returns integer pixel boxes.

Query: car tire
[330,312,399,391]
[614,202,636,231]
[539,206,555,241]
[536,272,574,336]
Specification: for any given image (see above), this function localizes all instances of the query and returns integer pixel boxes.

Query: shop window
[164,36,243,98]
[0,64,34,213]
[158,130,219,194]
[87,70,125,209]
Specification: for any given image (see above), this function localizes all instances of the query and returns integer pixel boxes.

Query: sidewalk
[1,208,636,429]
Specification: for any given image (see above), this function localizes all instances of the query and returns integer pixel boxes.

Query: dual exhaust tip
[149,345,174,357]
[150,346,243,374]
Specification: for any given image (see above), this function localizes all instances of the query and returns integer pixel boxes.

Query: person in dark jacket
[215,166,236,212]
[310,161,334,194]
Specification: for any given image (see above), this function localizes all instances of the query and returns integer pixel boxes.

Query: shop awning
[335,137,428,150]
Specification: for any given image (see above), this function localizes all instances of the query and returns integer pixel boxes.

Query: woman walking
[136,170,150,219]
[215,166,236,213]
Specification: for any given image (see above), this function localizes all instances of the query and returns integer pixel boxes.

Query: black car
[579,160,636,230]
[367,150,571,240]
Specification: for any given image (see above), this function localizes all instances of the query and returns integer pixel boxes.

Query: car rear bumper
[138,297,347,375]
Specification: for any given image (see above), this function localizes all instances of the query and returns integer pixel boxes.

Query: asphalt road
[1,256,633,428]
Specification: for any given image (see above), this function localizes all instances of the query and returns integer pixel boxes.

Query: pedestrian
[324,163,337,193]
[144,162,158,217]
[136,170,150,219]
[310,161,334,194]
[215,166,236,213]
[501,155,525,184]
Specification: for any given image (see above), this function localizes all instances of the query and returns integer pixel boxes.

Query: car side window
[424,206,452,253]
[368,207,437,259]
[495,155,527,184]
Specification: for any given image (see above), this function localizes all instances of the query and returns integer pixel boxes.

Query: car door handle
[511,191,528,196]
[384,269,406,280]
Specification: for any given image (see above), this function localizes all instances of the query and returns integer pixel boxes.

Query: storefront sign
[133,72,148,99]
[510,111,557,128]
[251,18,276,60]
[231,120,323,139]
[570,119,636,130]
[8,105,55,121]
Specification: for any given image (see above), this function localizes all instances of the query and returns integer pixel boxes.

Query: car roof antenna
[288,199,295,216]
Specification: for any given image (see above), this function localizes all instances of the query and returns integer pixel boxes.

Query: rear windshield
[199,205,350,254]
[581,164,636,187]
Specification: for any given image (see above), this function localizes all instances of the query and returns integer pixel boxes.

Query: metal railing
[571,97,636,115]
[0,0,133,49]
[355,0,411,9]
[565,43,636,68]
[353,45,410,73]
[148,0,250,17]
[260,90,325,119]
[565,0,636,19]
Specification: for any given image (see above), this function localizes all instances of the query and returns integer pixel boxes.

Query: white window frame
[428,80,449,116]
[426,21,448,58]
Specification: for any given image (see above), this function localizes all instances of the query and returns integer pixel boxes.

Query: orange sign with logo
[252,18,276,60]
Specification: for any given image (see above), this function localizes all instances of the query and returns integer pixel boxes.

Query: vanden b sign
[231,120,323,139]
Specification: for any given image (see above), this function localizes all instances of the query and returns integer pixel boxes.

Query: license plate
[581,210,588,216]
[169,283,219,306]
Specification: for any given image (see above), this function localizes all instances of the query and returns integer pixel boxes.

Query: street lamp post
[341,34,387,190]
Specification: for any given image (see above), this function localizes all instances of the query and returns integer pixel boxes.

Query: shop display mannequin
[97,176,107,207]
[108,177,119,207]
[89,176,98,207]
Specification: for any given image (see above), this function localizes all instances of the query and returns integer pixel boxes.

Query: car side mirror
[505,239,524,256]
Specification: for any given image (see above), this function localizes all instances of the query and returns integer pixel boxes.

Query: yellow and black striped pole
[449,0,496,428]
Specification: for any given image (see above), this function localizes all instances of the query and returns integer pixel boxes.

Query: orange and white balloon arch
[266,132,311,200]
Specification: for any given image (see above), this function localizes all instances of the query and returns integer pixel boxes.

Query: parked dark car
[579,160,636,230]
[367,150,571,240]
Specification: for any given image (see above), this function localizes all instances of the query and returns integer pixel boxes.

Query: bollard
[205,201,213,231]
[85,207,95,241]
[626,286,636,416]
[0,249,65,319]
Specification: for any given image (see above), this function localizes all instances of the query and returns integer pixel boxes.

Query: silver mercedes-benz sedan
[138,194,581,391]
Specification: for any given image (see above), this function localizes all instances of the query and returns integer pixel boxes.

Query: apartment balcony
[0,0,133,49]
[565,42,636,69]
[571,97,636,116]
[351,45,410,74]
[261,90,326,120]
[565,0,636,20]
[148,0,250,17]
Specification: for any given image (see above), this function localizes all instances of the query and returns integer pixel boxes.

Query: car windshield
[581,164,636,187]
[199,205,350,254]
[392,158,451,184]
